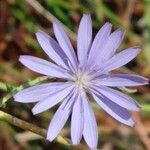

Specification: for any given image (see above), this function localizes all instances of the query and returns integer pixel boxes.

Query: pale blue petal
[88,22,112,68]
[93,74,149,87]
[36,31,69,69]
[98,28,124,64]
[71,92,83,145]
[19,55,70,79]
[92,85,140,111]
[32,84,74,115]
[14,82,69,103]
[47,92,75,141]
[92,92,135,126]
[77,14,92,66]
[98,47,141,73]
[53,20,78,70]
[82,91,98,149]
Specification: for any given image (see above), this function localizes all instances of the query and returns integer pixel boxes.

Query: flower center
[75,71,89,89]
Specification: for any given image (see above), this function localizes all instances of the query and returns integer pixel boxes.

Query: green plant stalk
[0,82,15,92]
[0,76,50,108]
[0,111,70,147]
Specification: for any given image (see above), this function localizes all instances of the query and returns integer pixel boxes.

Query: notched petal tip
[35,30,44,36]
[13,94,19,102]
[105,21,112,25]
[116,28,125,34]
[129,46,141,56]
[35,31,48,41]
[53,19,61,27]
[104,22,112,28]
[134,106,140,112]
[133,100,141,112]
[19,55,28,63]
[83,13,90,15]
[127,99,140,112]
[32,107,39,115]
[52,20,62,32]
[132,46,141,51]
[144,76,149,83]
[112,28,125,41]
[113,28,125,40]
[82,13,91,18]
[129,46,142,57]
[19,55,28,65]
[145,78,150,85]
[13,94,25,103]
[128,118,135,127]
[72,140,80,146]
[19,55,23,61]
[81,14,91,24]
[19,55,37,67]
[46,136,54,142]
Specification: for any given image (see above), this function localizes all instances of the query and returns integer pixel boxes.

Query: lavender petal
[19,55,70,79]
[92,92,135,126]
[47,93,74,141]
[88,22,112,67]
[77,14,92,66]
[93,73,149,87]
[99,28,125,64]
[82,91,98,149]
[14,82,70,103]
[32,85,74,115]
[92,85,140,111]
[53,20,78,70]
[36,31,69,69]
[98,46,141,72]
[71,92,83,145]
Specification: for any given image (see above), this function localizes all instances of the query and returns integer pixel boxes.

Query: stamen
[75,71,90,89]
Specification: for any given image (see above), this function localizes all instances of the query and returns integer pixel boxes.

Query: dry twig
[132,112,150,150]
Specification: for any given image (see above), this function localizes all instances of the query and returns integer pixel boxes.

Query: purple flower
[14,14,148,149]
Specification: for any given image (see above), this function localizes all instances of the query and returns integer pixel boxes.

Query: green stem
[0,82,15,92]
[0,76,49,92]
[0,76,50,108]
[0,111,70,147]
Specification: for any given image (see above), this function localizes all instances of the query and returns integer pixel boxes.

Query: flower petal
[82,91,98,149]
[53,20,78,70]
[14,82,70,103]
[92,85,140,111]
[47,92,75,141]
[98,47,141,73]
[88,22,112,67]
[71,92,83,145]
[98,28,125,64]
[32,84,74,115]
[94,74,149,87]
[92,92,135,126]
[19,55,70,79]
[77,14,92,66]
[36,31,69,69]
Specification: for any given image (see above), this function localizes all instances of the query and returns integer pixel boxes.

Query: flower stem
[0,76,50,108]
[0,111,70,147]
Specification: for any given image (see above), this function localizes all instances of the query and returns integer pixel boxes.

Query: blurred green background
[0,0,150,150]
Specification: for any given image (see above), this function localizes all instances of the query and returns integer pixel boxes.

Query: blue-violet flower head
[14,14,149,149]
